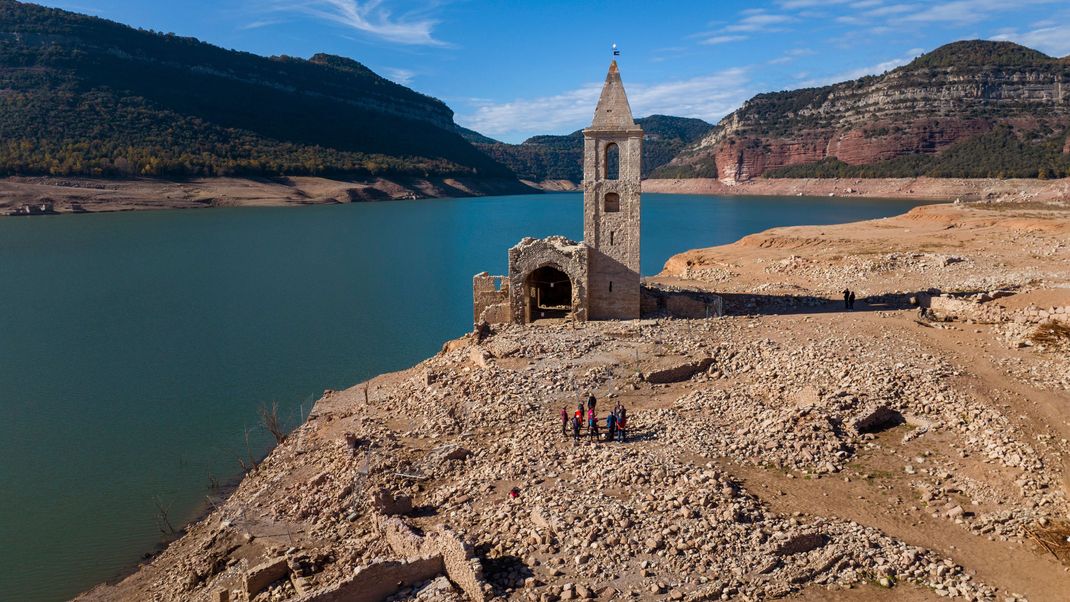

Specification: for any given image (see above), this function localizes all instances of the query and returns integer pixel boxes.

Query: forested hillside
[477,115,713,182]
[0,0,513,179]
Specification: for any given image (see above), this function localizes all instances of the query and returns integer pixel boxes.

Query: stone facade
[584,60,643,320]
[507,236,588,324]
[472,272,510,325]
[472,61,644,326]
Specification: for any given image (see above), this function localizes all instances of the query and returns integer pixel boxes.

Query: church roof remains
[589,60,640,130]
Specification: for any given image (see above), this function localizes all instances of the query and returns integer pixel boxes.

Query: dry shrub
[1030,521,1070,567]
[1029,321,1070,352]
[258,401,288,445]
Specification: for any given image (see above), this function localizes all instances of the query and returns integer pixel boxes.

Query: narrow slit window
[604,192,620,213]
[609,281,613,292]
[604,143,619,180]
[610,231,615,245]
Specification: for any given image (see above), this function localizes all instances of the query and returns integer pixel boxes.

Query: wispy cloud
[796,48,924,87]
[382,67,416,85]
[777,0,853,9]
[701,35,748,45]
[768,47,816,64]
[256,0,445,46]
[725,12,793,32]
[458,68,751,142]
[991,23,1070,57]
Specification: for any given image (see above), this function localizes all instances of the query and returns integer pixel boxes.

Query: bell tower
[583,60,642,320]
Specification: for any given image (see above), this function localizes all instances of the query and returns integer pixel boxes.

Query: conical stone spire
[590,60,638,129]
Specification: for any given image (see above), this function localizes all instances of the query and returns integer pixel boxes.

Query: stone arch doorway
[525,265,573,323]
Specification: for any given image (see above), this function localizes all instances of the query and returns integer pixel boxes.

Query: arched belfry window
[604,143,619,180]
[604,192,620,213]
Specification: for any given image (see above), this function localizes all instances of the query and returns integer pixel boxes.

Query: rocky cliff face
[660,41,1070,182]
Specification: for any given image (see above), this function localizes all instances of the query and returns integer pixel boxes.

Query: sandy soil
[0,175,537,215]
[76,202,1070,602]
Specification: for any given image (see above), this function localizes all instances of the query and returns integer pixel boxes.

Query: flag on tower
[612,43,620,56]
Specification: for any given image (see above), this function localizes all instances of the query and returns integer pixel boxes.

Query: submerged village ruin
[76,61,1070,602]
[473,61,722,328]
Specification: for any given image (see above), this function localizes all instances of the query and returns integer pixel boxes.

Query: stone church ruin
[473,60,722,326]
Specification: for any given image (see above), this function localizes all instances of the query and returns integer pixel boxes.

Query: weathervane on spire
[612,43,620,57]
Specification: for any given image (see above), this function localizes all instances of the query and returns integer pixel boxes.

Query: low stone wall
[643,357,715,384]
[424,529,487,602]
[243,557,289,598]
[291,556,444,602]
[371,512,488,602]
[375,514,424,559]
[924,293,1070,325]
[641,284,724,319]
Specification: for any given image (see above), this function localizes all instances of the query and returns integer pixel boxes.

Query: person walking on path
[560,407,569,436]
[587,394,597,413]
[571,414,581,442]
[848,290,856,310]
[588,407,599,440]
[842,288,851,310]
[605,411,617,443]
[617,406,627,442]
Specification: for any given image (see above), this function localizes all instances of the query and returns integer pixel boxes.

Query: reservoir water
[0,192,924,601]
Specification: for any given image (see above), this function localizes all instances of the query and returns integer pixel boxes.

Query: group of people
[841,288,857,310]
[560,394,628,443]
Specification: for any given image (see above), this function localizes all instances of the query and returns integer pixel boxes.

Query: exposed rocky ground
[78,202,1070,602]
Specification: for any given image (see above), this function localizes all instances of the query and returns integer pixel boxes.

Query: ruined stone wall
[422,529,487,602]
[472,272,511,327]
[640,285,724,319]
[924,294,1070,325]
[507,236,588,324]
[369,511,488,602]
[292,556,444,602]
[583,129,642,321]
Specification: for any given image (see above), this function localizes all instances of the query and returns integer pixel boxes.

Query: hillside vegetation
[477,115,713,182]
[0,0,512,179]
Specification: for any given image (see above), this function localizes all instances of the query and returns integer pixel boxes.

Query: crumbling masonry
[473,60,643,326]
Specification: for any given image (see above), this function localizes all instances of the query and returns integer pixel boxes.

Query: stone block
[643,357,715,384]
[370,487,413,516]
[853,406,905,434]
[774,534,829,556]
[244,557,289,598]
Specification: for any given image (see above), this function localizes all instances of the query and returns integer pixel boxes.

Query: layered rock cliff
[657,41,1070,183]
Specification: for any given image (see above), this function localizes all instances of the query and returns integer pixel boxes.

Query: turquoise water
[0,193,924,601]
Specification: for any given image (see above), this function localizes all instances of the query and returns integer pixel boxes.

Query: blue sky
[38,0,1070,143]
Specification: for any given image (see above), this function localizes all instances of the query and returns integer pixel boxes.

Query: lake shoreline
[73,199,1070,601]
[4,175,1066,217]
[0,175,539,216]
[642,175,1070,203]
[526,176,1070,204]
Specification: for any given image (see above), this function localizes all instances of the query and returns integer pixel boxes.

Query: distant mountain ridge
[656,40,1070,181]
[476,115,714,183]
[0,0,513,180]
